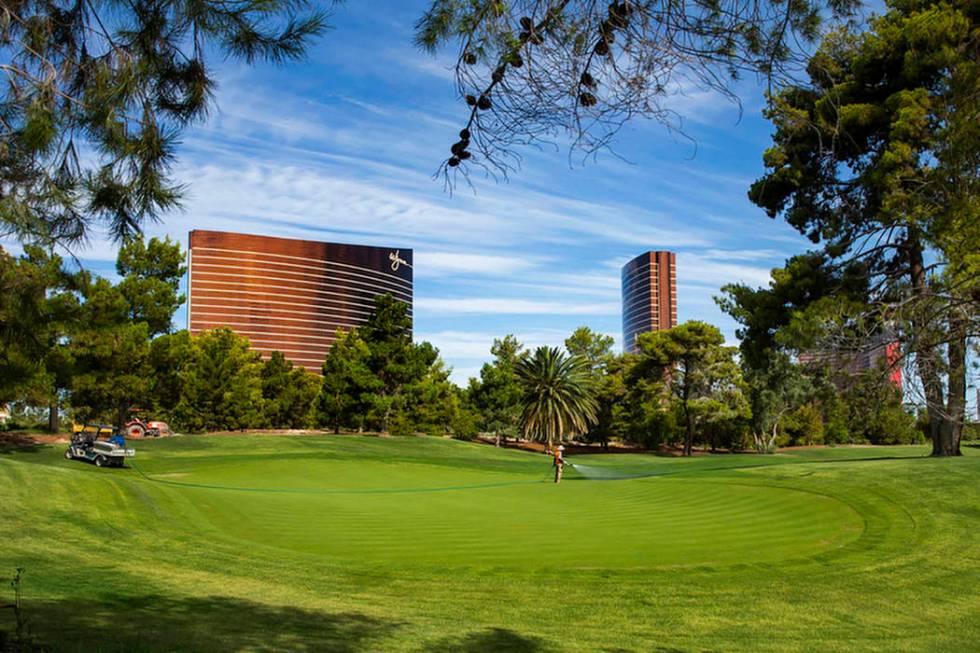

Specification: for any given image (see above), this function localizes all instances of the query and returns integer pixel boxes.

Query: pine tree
[749,0,979,455]
[0,1,328,247]
[317,330,377,434]
[116,235,186,337]
[261,351,319,429]
[173,328,263,432]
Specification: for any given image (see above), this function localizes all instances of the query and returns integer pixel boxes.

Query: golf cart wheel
[94,455,107,468]
[64,449,73,460]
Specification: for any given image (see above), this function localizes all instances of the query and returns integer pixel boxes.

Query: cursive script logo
[389,250,411,272]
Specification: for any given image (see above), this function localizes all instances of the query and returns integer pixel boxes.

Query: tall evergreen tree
[749,0,979,455]
[468,334,525,445]
[173,328,263,432]
[634,322,743,456]
[116,235,186,336]
[317,330,376,434]
[359,294,432,433]
[146,329,192,423]
[261,351,319,430]
[717,253,868,452]
[564,326,619,447]
[68,278,151,428]
[0,0,329,247]
[0,246,80,429]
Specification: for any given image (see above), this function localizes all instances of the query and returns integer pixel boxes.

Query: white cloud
[676,252,774,288]
[416,297,620,316]
[413,251,544,277]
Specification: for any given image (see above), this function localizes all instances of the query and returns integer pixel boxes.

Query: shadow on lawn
[14,594,401,652]
[425,627,554,652]
[0,434,45,455]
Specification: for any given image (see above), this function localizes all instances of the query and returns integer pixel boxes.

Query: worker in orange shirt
[553,445,566,484]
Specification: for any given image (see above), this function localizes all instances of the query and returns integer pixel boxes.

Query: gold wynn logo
[389,250,411,271]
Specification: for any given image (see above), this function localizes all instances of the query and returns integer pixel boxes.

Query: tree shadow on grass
[425,627,554,653]
[0,434,45,455]
[10,594,401,652]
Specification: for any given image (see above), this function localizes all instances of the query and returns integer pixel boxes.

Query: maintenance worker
[553,445,566,484]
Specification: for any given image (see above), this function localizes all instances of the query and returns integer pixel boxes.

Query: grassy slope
[0,436,977,652]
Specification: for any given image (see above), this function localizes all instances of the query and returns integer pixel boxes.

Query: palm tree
[515,346,598,450]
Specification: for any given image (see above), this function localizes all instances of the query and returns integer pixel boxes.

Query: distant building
[798,336,902,392]
[188,230,413,372]
[622,250,677,353]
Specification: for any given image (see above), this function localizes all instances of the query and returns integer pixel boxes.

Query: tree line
[0,234,919,450]
[0,237,474,436]
[467,323,920,455]
[1,0,974,453]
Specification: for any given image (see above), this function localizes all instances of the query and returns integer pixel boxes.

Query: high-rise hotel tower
[621,250,677,353]
[187,230,412,372]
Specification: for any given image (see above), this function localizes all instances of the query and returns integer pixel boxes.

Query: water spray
[567,461,666,481]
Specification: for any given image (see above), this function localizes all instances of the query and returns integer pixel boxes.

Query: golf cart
[65,425,135,468]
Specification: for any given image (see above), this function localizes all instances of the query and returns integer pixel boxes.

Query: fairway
[1,435,978,652]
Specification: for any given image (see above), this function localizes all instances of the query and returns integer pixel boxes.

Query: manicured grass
[0,435,977,651]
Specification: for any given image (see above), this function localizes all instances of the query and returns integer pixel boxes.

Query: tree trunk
[682,402,693,457]
[48,401,59,433]
[116,404,128,434]
[936,312,966,456]
[907,238,955,456]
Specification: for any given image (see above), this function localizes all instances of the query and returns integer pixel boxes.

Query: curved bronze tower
[188,230,413,371]
[621,250,676,353]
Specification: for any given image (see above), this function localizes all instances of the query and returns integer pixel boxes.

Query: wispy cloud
[416,297,620,316]
[414,251,545,277]
[677,252,775,288]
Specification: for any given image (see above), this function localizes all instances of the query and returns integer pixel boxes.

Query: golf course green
[1,435,977,651]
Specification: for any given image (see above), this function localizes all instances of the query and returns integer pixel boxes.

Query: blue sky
[52,1,820,384]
